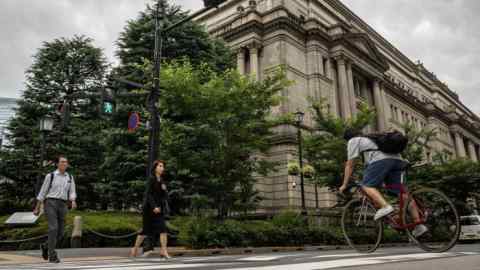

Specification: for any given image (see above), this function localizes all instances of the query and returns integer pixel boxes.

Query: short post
[71,216,82,248]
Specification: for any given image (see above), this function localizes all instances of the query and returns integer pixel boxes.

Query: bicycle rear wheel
[402,188,460,253]
[341,198,383,253]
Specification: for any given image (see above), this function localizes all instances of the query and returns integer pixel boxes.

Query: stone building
[195,0,480,212]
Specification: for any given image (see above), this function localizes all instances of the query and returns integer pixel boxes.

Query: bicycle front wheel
[402,188,460,253]
[341,198,383,253]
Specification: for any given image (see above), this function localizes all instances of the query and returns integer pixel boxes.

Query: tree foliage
[0,36,108,208]
[302,99,376,190]
[102,59,289,215]
[410,158,480,215]
[97,0,236,211]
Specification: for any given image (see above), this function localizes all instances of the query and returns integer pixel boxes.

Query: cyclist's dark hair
[343,128,362,141]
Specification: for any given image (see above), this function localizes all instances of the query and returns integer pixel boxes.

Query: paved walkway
[0,245,478,270]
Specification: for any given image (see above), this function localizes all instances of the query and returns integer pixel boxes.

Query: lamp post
[295,110,306,215]
[36,116,54,196]
[0,128,4,150]
[147,0,227,177]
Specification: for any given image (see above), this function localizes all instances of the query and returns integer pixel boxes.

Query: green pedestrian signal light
[103,102,113,114]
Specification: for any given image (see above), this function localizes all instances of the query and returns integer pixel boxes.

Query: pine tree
[0,36,108,209]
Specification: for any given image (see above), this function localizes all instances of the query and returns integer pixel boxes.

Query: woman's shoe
[159,252,172,260]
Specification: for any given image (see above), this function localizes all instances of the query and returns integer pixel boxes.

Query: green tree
[115,0,233,84]
[114,60,288,216]
[0,36,108,209]
[302,100,376,190]
[99,0,234,210]
[410,158,480,215]
[401,122,437,165]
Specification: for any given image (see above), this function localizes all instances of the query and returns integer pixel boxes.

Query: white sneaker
[412,224,428,238]
[374,205,394,221]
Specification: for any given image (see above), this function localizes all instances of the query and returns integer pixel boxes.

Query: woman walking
[130,160,171,259]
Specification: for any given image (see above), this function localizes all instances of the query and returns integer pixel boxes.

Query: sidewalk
[0,244,413,265]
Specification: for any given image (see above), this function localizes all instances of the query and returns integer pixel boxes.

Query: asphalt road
[1,244,479,270]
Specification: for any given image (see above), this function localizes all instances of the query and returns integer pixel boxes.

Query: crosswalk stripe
[216,252,471,270]
[237,255,294,261]
[312,252,384,259]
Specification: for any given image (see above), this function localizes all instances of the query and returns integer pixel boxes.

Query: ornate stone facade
[196,0,480,212]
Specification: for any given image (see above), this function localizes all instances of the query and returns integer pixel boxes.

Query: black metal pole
[35,131,46,197]
[147,0,164,178]
[297,126,306,215]
[146,1,221,178]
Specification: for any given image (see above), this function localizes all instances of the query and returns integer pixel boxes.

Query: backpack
[365,131,408,154]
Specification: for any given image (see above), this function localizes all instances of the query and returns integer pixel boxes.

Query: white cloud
[0,0,479,115]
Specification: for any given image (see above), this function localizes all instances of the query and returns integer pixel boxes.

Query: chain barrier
[83,227,140,240]
[0,225,72,244]
[0,234,48,244]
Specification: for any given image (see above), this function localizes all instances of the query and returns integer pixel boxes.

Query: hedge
[0,211,408,251]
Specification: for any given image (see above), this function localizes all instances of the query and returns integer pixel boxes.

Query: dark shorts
[362,159,407,195]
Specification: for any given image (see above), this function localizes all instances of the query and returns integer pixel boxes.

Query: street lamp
[36,116,54,196]
[39,117,54,132]
[294,110,306,215]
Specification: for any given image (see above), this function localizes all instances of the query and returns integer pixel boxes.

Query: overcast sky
[0,0,479,114]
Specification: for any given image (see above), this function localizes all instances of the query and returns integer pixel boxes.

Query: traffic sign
[128,112,140,132]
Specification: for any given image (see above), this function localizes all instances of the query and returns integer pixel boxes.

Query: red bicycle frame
[357,174,427,230]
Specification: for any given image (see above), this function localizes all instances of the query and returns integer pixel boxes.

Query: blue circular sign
[128,112,140,132]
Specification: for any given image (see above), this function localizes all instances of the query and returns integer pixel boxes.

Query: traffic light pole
[147,0,224,177]
[147,0,164,178]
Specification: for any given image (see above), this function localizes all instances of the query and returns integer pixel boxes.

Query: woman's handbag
[162,200,171,219]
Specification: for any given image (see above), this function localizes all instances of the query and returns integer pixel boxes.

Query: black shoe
[40,244,48,260]
[49,256,60,263]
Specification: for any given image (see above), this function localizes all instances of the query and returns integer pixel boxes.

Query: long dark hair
[151,160,167,193]
[151,160,166,177]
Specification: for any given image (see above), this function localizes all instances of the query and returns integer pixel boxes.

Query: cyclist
[339,128,428,237]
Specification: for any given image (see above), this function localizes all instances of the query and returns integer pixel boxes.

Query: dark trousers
[44,199,67,258]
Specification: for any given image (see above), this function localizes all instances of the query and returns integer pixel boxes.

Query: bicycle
[340,162,460,253]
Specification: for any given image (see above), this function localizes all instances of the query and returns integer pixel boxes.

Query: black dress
[141,176,168,235]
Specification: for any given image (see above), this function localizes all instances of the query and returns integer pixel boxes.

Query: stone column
[237,48,245,75]
[381,87,392,129]
[336,57,352,119]
[468,141,478,162]
[453,131,467,158]
[325,57,332,79]
[346,61,357,115]
[328,58,340,117]
[318,53,325,75]
[249,46,260,81]
[373,80,386,131]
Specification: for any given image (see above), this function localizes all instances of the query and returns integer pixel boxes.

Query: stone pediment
[334,32,390,72]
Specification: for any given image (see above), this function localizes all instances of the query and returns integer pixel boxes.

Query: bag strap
[67,174,72,200]
[45,173,55,196]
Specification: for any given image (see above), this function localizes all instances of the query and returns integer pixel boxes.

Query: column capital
[246,41,261,50]
[449,124,462,133]
[333,55,349,64]
[234,47,246,55]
